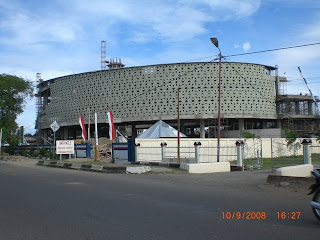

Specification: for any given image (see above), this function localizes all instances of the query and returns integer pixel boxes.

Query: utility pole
[217,52,222,163]
[210,37,222,163]
[177,88,181,164]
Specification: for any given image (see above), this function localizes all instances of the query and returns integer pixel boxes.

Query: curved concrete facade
[38,62,277,131]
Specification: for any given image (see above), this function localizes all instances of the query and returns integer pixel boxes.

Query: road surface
[0,160,318,239]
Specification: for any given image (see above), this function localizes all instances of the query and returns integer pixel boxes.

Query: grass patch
[231,154,320,170]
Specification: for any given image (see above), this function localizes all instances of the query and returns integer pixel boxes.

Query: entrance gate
[112,138,136,163]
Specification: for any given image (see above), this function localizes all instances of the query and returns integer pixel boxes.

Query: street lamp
[210,37,222,162]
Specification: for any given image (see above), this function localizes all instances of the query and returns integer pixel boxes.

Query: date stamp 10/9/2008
[221,211,301,220]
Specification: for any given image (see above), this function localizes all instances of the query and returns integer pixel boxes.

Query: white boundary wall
[135,138,320,163]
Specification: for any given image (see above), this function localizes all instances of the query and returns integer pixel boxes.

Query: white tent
[136,120,187,139]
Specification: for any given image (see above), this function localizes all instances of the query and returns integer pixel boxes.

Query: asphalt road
[0,160,319,240]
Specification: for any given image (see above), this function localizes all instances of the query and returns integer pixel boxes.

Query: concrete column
[308,101,313,115]
[262,120,268,129]
[302,139,312,164]
[235,140,244,170]
[63,127,68,140]
[190,127,194,135]
[180,120,186,136]
[131,125,137,138]
[160,142,167,162]
[194,142,201,163]
[135,143,140,162]
[200,119,205,138]
[239,119,245,137]
[295,101,300,114]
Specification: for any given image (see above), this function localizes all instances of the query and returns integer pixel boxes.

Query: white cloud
[268,18,320,95]
[70,0,260,42]
[0,1,83,49]
[180,0,261,20]
[234,42,251,52]
[242,42,251,52]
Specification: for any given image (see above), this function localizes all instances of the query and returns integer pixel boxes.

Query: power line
[185,42,320,62]
[286,77,320,82]
[224,42,320,58]
[221,56,272,103]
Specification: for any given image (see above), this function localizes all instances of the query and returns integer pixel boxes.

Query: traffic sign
[50,120,60,132]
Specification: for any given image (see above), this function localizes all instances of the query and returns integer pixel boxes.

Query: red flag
[107,111,116,140]
[79,115,87,141]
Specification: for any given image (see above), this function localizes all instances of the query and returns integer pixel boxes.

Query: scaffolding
[108,58,125,69]
[35,73,43,144]
[101,40,108,70]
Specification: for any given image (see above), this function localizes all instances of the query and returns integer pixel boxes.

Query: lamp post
[210,37,222,162]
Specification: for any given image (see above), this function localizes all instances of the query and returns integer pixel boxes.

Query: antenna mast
[101,40,107,70]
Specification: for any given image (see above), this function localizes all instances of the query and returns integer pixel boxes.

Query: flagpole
[94,112,100,161]
[88,108,91,143]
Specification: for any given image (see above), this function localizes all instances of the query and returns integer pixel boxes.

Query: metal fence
[136,145,238,163]
[243,139,262,170]
[198,146,237,163]
[270,139,303,172]
[136,146,162,162]
[1,144,89,159]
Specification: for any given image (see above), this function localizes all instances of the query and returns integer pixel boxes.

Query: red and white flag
[107,111,116,140]
[79,115,87,141]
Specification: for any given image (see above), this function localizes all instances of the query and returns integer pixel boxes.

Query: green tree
[243,131,256,139]
[284,128,301,155]
[0,74,33,146]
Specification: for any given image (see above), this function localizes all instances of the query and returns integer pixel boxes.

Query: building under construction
[35,58,319,142]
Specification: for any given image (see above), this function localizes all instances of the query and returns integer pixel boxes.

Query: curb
[37,161,129,174]
[134,162,180,168]
[37,161,184,174]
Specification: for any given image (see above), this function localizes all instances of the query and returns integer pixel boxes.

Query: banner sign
[56,140,74,154]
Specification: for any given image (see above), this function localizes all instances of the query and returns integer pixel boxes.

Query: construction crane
[298,66,319,113]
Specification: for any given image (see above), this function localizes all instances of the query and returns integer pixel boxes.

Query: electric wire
[185,42,320,62]
[225,42,320,58]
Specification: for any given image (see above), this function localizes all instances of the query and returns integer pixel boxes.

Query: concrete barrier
[276,164,313,177]
[126,166,151,174]
[71,163,82,169]
[180,162,230,174]
[91,165,104,171]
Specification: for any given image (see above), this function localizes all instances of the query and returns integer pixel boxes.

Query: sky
[1,0,320,134]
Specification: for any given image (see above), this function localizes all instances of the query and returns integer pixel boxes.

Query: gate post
[235,140,244,170]
[160,142,167,162]
[302,139,312,164]
[86,142,91,158]
[194,142,201,163]
[135,143,140,162]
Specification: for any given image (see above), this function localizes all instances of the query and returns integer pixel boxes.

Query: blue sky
[1,0,320,134]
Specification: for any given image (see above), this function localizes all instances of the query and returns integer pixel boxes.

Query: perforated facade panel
[38,62,276,129]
